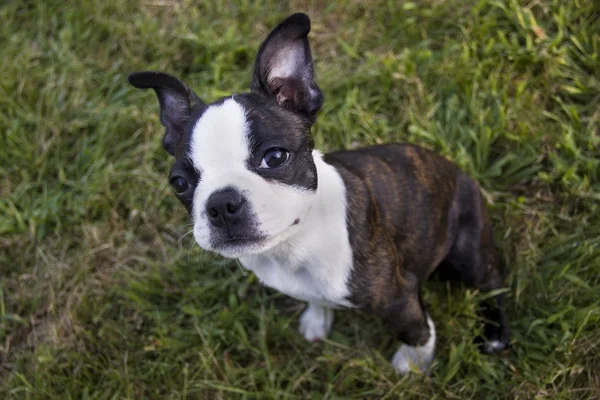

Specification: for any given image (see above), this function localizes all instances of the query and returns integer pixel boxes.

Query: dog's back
[325,143,485,295]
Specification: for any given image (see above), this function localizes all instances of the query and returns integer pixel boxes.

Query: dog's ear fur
[128,72,205,156]
[250,13,323,122]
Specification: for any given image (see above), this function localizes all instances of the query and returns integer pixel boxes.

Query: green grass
[1,0,599,398]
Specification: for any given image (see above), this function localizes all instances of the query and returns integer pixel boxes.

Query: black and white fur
[129,13,509,374]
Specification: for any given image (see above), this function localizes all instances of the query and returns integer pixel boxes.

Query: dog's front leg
[299,303,334,342]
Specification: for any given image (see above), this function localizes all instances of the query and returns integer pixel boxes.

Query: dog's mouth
[210,234,268,257]
[211,221,300,258]
[221,235,265,246]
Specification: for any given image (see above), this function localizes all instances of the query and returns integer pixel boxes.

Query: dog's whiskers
[172,223,194,235]
[177,228,195,247]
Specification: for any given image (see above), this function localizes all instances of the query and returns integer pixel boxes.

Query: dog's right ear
[128,71,205,156]
[250,13,323,122]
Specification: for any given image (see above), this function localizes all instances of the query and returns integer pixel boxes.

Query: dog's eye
[260,148,290,169]
[170,176,189,194]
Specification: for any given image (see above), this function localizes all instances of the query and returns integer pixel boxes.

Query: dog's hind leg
[443,176,509,353]
[372,274,436,374]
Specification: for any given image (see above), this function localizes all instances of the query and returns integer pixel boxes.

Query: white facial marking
[189,99,250,179]
[392,316,436,374]
[299,303,334,342]
[189,98,315,258]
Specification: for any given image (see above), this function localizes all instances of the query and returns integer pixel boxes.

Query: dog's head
[129,14,323,258]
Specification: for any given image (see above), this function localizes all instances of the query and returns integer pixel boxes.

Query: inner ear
[270,77,306,110]
[250,13,323,121]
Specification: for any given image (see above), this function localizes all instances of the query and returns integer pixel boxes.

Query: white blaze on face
[189,98,315,258]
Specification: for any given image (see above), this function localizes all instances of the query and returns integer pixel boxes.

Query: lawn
[1,0,599,398]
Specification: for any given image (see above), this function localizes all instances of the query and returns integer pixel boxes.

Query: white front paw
[391,316,436,374]
[299,303,334,342]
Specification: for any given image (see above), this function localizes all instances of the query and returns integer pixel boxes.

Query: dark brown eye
[170,176,189,194]
[260,148,290,169]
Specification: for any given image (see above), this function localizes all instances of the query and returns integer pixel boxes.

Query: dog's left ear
[128,71,205,156]
[251,13,323,121]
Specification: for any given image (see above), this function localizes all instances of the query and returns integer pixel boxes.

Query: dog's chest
[239,242,355,308]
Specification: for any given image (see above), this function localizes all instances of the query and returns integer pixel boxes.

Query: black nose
[205,188,246,227]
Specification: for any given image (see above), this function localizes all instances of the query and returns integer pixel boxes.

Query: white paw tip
[299,305,334,342]
[391,316,436,375]
[391,344,434,374]
[483,339,507,353]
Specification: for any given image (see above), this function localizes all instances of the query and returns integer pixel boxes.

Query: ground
[1,0,599,398]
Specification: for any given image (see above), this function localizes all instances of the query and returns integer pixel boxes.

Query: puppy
[128,13,509,374]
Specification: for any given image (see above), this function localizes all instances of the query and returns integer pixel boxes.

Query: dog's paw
[476,335,510,354]
[299,303,334,342]
[391,316,436,374]
[391,343,435,374]
[475,319,510,354]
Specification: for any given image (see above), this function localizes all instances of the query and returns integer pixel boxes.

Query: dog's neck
[249,149,348,264]
[238,150,355,307]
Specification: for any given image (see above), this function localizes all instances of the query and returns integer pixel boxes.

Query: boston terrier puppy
[128,13,509,374]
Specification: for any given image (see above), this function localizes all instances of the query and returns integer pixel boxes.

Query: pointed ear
[128,71,205,156]
[250,13,323,121]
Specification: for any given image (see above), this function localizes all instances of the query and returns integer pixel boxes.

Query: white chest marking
[241,253,351,308]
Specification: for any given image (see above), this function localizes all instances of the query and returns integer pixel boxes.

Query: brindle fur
[326,144,509,348]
